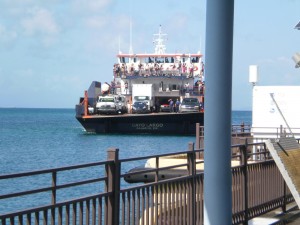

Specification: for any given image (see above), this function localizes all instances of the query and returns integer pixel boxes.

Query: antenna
[129,19,133,54]
[153,25,167,54]
[128,0,133,54]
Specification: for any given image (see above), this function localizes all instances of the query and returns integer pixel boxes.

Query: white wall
[252,86,300,138]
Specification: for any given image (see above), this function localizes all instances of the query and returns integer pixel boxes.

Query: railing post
[241,139,248,225]
[51,171,57,225]
[51,171,57,204]
[196,123,200,160]
[187,142,196,225]
[155,156,159,223]
[282,181,287,213]
[106,148,120,225]
[241,122,245,134]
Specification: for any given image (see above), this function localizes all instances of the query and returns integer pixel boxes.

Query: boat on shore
[75,26,205,134]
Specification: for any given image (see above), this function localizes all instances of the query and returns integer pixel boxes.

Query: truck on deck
[95,94,127,114]
[132,84,154,112]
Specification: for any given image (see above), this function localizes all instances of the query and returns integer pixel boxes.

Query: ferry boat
[75,26,205,134]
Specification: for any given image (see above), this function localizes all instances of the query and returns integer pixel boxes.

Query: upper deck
[113,25,205,80]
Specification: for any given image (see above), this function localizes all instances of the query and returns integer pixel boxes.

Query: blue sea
[0,108,251,173]
[0,108,251,214]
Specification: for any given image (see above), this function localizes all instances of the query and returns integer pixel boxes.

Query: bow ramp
[266,137,300,209]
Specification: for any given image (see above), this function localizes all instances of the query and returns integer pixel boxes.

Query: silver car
[179,98,200,113]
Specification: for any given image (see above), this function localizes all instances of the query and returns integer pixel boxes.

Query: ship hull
[76,112,204,135]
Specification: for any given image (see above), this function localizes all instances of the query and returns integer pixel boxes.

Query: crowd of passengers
[113,60,204,78]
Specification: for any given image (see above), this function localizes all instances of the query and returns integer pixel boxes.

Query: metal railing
[0,140,294,225]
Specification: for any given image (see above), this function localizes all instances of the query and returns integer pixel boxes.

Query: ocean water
[0,108,251,173]
[0,108,251,214]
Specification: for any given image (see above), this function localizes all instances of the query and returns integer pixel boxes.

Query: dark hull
[76,112,204,135]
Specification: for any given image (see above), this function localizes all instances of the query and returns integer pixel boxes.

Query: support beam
[203,0,234,224]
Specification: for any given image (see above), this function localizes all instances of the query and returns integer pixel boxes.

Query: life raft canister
[102,82,110,94]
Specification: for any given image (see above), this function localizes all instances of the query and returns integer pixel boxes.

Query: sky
[0,0,299,110]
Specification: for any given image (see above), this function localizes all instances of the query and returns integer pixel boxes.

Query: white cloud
[21,7,59,36]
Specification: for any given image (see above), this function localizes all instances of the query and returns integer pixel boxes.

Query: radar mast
[153,25,167,54]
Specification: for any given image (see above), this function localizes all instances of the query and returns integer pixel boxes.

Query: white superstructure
[111,25,205,112]
[250,66,300,139]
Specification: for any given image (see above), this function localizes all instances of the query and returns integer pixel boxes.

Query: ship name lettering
[132,123,164,130]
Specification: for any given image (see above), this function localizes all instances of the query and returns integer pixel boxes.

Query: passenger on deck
[145,63,150,76]
[184,82,190,92]
[171,64,176,76]
[159,64,164,76]
[129,64,134,75]
[175,99,180,113]
[149,63,154,76]
[169,99,174,113]
[189,64,194,77]
[177,61,182,75]
[200,61,204,76]
[121,64,126,76]
[182,63,187,74]
[138,63,143,75]
[154,63,159,76]
[114,64,120,77]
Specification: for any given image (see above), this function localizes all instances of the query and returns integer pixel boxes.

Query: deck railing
[0,140,294,225]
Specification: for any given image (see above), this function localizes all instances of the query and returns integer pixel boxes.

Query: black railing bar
[120,168,160,179]
[195,160,204,165]
[120,150,200,163]
[231,155,241,160]
[120,174,197,193]
[230,144,246,148]
[0,160,113,179]
[0,186,53,200]
[0,191,112,218]
[247,152,270,158]
[146,174,197,186]
[119,155,156,163]
[247,142,266,147]
[0,176,107,200]
[230,142,265,148]
[194,148,205,152]
[244,160,275,168]
[55,177,106,190]
[122,167,159,176]
[122,173,196,192]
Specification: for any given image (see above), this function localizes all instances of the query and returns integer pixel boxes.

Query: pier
[1,128,300,224]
